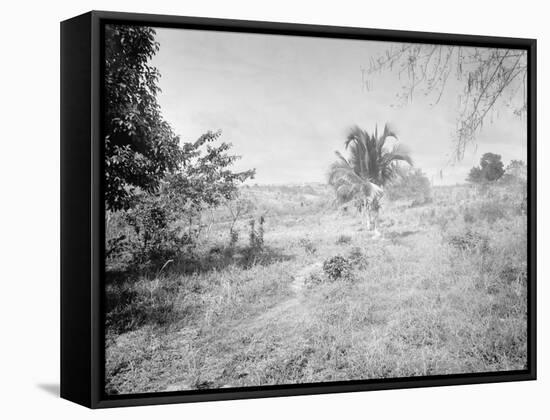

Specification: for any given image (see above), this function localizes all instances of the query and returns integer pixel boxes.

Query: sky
[150,27,527,185]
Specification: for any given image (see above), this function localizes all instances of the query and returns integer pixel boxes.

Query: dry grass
[105,182,527,394]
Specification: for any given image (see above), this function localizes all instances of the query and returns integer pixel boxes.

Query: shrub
[105,233,133,271]
[106,234,127,259]
[124,195,192,270]
[299,238,317,255]
[347,246,368,268]
[386,168,432,204]
[248,216,265,251]
[323,256,353,281]
[447,230,489,253]
[105,128,256,272]
[336,234,352,245]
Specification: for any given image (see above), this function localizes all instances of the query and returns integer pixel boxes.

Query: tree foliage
[103,25,257,270]
[120,131,255,269]
[504,160,527,181]
[467,152,505,183]
[365,45,527,160]
[166,131,256,212]
[386,167,432,202]
[328,124,412,231]
[104,24,183,211]
[467,166,484,184]
[123,193,189,268]
[328,124,412,206]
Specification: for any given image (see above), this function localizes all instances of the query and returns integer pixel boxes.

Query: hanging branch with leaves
[364,45,527,160]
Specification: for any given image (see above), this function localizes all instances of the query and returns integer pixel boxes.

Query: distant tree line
[466,153,526,184]
[386,167,432,205]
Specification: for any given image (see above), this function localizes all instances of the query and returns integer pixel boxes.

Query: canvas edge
[60,11,94,408]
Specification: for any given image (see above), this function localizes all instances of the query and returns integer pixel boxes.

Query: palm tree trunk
[372,209,379,232]
[371,197,380,234]
[362,197,370,229]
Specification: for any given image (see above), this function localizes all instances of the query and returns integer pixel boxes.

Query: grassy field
[105,181,527,394]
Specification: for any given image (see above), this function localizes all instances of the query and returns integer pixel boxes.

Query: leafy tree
[365,46,527,159]
[505,160,527,180]
[119,131,255,269]
[480,153,505,181]
[467,152,504,183]
[467,166,484,184]
[103,25,257,269]
[104,24,183,211]
[386,167,432,203]
[328,124,412,230]
[164,131,255,214]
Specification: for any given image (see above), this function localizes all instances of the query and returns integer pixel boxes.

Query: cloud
[152,28,527,185]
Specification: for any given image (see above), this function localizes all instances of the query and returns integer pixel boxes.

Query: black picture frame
[60,10,537,409]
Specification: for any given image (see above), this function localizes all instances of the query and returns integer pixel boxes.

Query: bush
[105,128,256,273]
[347,246,368,268]
[106,234,127,259]
[447,230,489,253]
[105,233,133,271]
[123,194,192,270]
[386,168,432,204]
[323,256,353,281]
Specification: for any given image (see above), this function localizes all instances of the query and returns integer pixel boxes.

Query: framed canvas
[60,10,536,408]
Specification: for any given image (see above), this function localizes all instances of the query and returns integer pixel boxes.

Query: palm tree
[328,123,412,231]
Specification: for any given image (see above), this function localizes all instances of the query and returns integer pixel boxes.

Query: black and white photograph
[3,0,549,416]
[103,22,530,395]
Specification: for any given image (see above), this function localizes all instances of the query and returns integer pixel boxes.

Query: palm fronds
[328,123,412,205]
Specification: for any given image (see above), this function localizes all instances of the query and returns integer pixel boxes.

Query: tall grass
[105,182,527,394]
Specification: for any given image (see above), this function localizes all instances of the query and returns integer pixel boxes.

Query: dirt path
[290,261,323,294]
[163,261,324,392]
[227,261,323,330]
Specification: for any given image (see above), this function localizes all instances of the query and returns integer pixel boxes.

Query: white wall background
[0,0,546,418]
